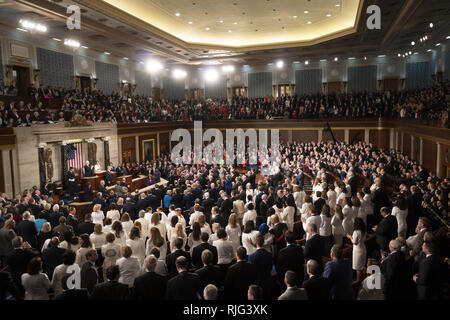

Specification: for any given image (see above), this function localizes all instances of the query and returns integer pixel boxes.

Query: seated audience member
[134,255,167,300]
[166,256,202,300]
[302,260,330,300]
[278,270,308,300]
[90,265,130,300]
[322,245,353,300]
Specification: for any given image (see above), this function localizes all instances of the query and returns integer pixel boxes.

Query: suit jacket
[224,261,258,300]
[276,244,305,284]
[196,265,223,289]
[192,242,218,269]
[259,201,270,217]
[248,248,273,297]
[165,271,202,300]
[53,224,74,239]
[16,220,38,248]
[322,259,353,300]
[278,286,308,300]
[42,246,66,281]
[84,165,93,177]
[90,281,130,300]
[6,249,38,289]
[220,199,233,221]
[166,249,191,278]
[304,234,325,270]
[381,250,409,299]
[302,275,330,300]
[376,215,398,252]
[77,222,95,235]
[133,272,167,300]
[210,214,226,229]
[80,261,98,294]
[0,271,21,300]
[66,215,78,234]
[417,254,446,300]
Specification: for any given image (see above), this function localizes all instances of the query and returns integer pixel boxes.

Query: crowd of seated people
[0,139,448,300]
[1,81,449,127]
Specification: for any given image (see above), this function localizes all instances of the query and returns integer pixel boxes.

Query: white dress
[101,242,121,271]
[226,225,241,252]
[243,210,257,226]
[91,211,105,225]
[21,273,51,300]
[294,191,306,209]
[342,205,354,235]
[327,190,337,210]
[122,221,134,236]
[242,230,259,255]
[187,233,203,253]
[116,256,141,287]
[90,233,106,249]
[145,239,167,260]
[391,206,408,238]
[319,214,332,237]
[352,230,366,271]
[331,215,344,247]
[126,238,146,266]
[106,210,120,222]
[280,206,295,232]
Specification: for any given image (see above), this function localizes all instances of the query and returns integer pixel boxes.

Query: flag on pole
[66,143,83,174]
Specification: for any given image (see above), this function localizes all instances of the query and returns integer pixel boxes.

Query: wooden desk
[131,175,147,191]
[116,175,132,188]
[69,202,93,221]
[81,176,99,191]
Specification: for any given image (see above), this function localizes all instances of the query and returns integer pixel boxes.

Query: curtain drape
[348,65,377,93]
[405,61,433,90]
[248,72,272,98]
[37,47,74,89]
[95,61,119,94]
[295,69,322,95]
[162,77,185,100]
[205,74,227,99]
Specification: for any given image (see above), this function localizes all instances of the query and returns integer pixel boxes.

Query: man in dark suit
[105,167,113,187]
[381,239,410,300]
[90,265,130,300]
[0,271,21,300]
[53,216,74,239]
[276,231,304,286]
[248,234,273,299]
[302,259,330,300]
[210,207,226,229]
[6,236,38,293]
[372,178,390,223]
[42,237,66,281]
[313,191,326,215]
[322,245,353,300]
[414,241,446,300]
[373,207,398,253]
[66,208,79,234]
[192,233,218,269]
[166,238,191,278]
[77,213,95,235]
[67,167,76,198]
[166,256,202,300]
[259,195,270,217]
[224,247,258,300]
[84,161,93,177]
[134,255,167,300]
[16,212,38,249]
[195,249,222,290]
[80,249,98,294]
[303,223,325,271]
[219,194,233,222]
[122,197,136,220]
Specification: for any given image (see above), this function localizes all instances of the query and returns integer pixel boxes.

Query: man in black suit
[276,231,304,286]
[259,195,270,217]
[372,178,390,223]
[84,161,93,177]
[66,207,79,234]
[0,271,21,300]
[313,191,326,214]
[97,180,107,197]
[373,207,398,253]
[80,249,98,294]
[219,194,233,222]
[105,167,113,187]
[381,239,410,300]
[224,247,258,300]
[303,223,325,271]
[201,192,215,221]
[90,265,130,300]
[166,238,191,278]
[248,234,273,299]
[195,249,222,290]
[134,255,167,300]
[414,241,446,300]
[166,256,202,300]
[6,236,38,293]
[210,207,226,229]
[67,167,76,198]
[16,212,38,249]
[77,213,95,235]
[192,233,218,269]
[122,197,136,220]
[302,259,330,300]
[42,237,66,281]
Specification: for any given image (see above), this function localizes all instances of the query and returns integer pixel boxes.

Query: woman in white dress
[59,232,80,252]
[331,205,345,247]
[346,217,367,282]
[225,214,241,253]
[150,212,167,241]
[245,183,256,202]
[342,197,354,236]
[241,220,259,256]
[90,224,106,249]
[106,203,120,222]
[169,223,187,253]
[94,160,101,172]
[187,222,203,253]
[101,233,121,280]
[198,214,211,235]
[116,245,141,288]
[121,213,134,237]
[213,229,235,265]
[91,204,104,226]
[305,208,322,241]
[126,226,146,266]
[75,234,93,267]
[357,192,369,227]
[301,195,314,233]
[293,185,306,210]
[280,199,295,233]
[111,221,127,246]
[391,195,408,238]
[351,196,361,227]
[21,257,51,300]
[327,187,337,212]
[146,227,167,259]
[336,186,349,208]
[320,204,332,252]
[243,203,257,226]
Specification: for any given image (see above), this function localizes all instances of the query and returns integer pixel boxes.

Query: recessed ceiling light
[293,61,300,64]
[447,36,450,40]
[402,54,405,58]
[304,10,309,14]
[348,57,355,60]
[64,39,80,48]
[436,43,440,46]
[52,38,61,41]
[378,55,386,57]
[104,52,110,55]
[123,57,128,60]
[16,27,28,32]
[405,52,409,56]
[304,60,309,65]
[398,53,401,57]
[228,30,232,33]
[334,57,338,61]
[276,60,284,68]
[307,21,312,24]
[414,52,418,55]
[409,51,412,55]
[336,4,341,7]
[326,14,332,17]
[188,21,193,24]
[81,45,88,49]
[411,41,415,46]
[205,27,210,31]
[175,12,180,16]
[429,22,433,28]
[320,59,327,62]
[234,22,238,25]
[293,16,298,18]
[427,49,432,52]
[364,57,367,60]
[219,20,224,23]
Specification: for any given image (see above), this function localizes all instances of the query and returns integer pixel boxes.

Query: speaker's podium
[81,176,99,191]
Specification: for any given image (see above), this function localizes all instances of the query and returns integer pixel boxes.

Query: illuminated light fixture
[104,52,111,55]
[320,59,327,62]
[276,60,284,69]
[304,60,309,65]
[228,29,232,33]
[414,52,418,55]
[52,38,61,41]
[409,51,412,55]
[411,41,415,46]
[402,54,405,58]
[420,38,423,42]
[293,16,298,18]
[364,57,367,60]
[219,20,224,23]
[81,45,88,49]
[424,35,428,40]
[435,43,440,46]
[334,57,338,61]
[348,57,355,60]
[398,53,401,57]
[378,55,386,57]
[146,60,163,73]
[447,36,450,39]
[64,39,80,48]
[172,69,187,79]
[122,80,127,83]
[205,27,210,31]
[429,22,433,28]
[326,14,332,17]
[123,57,128,60]
[405,52,408,56]
[19,19,47,32]
[293,61,300,64]
[304,10,309,13]
[427,49,432,52]
[175,12,180,16]
[336,4,341,7]
[16,28,28,32]
[188,21,193,24]
[204,68,219,82]
[307,21,312,24]
[139,61,144,64]
[234,22,238,24]
[222,65,235,72]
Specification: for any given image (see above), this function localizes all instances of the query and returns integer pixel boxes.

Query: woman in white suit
[331,205,345,247]
[111,221,127,246]
[91,204,104,226]
[22,257,51,300]
[346,217,367,283]
[126,226,146,266]
[336,186,350,208]
[280,199,295,233]
[213,229,235,265]
[342,197,354,236]
[188,222,203,253]
[326,187,337,212]
[293,186,306,210]
[146,227,167,260]
[101,233,121,279]
[116,245,141,288]
[391,195,408,238]
[225,214,241,253]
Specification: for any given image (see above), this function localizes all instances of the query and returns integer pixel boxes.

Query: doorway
[12,66,30,96]
[80,76,91,90]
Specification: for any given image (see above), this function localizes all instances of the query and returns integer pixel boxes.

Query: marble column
[61,143,68,189]
[437,142,441,177]
[419,138,423,165]
[318,130,323,143]
[103,137,110,168]
[344,130,349,144]
[38,144,46,189]
[364,129,370,144]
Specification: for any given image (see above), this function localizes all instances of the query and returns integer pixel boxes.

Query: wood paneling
[159,132,170,156]
[403,133,411,156]
[0,152,4,193]
[369,129,389,150]
[422,139,437,173]
[139,134,157,162]
[279,130,289,144]
[413,137,421,161]
[292,130,318,143]
[349,130,364,144]
[121,136,136,164]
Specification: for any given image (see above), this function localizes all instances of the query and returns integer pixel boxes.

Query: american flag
[66,143,83,173]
